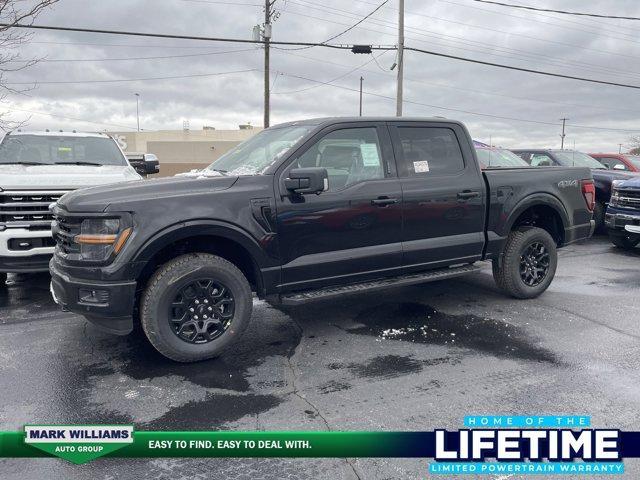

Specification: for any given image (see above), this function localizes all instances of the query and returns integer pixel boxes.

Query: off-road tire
[492,227,558,299]
[140,253,252,362]
[609,232,639,250]
[593,202,605,233]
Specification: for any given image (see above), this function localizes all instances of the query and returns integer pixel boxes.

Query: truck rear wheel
[609,232,639,250]
[492,227,558,299]
[140,253,252,362]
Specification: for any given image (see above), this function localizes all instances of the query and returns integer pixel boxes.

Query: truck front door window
[294,127,385,191]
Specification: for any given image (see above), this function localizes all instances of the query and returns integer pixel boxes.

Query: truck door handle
[457,191,480,200]
[371,197,398,207]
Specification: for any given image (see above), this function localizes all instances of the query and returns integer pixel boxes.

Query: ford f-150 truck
[50,118,595,362]
[0,131,157,287]
[512,149,639,231]
[605,177,640,249]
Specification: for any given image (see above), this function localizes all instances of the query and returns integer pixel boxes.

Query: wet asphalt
[1,236,639,479]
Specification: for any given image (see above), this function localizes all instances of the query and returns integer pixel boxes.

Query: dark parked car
[475,146,530,169]
[589,153,640,173]
[605,177,640,249]
[513,149,639,231]
[50,118,595,362]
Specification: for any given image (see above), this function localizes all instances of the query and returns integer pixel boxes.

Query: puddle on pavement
[328,354,459,381]
[145,392,280,429]
[348,302,557,364]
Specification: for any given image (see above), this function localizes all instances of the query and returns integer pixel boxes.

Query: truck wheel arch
[130,220,272,296]
[503,193,569,246]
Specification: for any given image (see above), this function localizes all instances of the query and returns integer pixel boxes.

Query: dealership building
[107,125,261,176]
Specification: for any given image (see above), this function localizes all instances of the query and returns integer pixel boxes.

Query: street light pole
[359,76,363,116]
[396,0,404,117]
[134,93,140,132]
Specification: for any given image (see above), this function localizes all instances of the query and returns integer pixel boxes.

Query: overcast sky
[3,0,640,151]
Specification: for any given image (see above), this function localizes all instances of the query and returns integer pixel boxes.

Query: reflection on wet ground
[348,302,558,363]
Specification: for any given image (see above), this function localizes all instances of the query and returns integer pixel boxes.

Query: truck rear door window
[395,127,464,177]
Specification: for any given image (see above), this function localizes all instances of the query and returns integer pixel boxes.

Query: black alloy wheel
[170,279,235,344]
[519,242,550,287]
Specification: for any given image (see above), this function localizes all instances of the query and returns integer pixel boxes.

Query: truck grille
[52,214,81,255]
[0,190,69,230]
[617,189,640,209]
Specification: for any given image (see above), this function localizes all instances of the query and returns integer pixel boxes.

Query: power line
[1,23,356,50]
[283,1,640,79]
[469,0,640,21]
[405,46,640,90]
[7,22,640,90]
[275,70,640,132]
[4,68,257,85]
[5,106,137,130]
[275,0,390,51]
[34,47,258,63]
[274,48,640,114]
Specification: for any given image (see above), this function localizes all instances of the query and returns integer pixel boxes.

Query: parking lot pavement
[1,236,639,479]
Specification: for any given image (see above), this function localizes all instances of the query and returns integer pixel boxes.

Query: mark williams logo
[430,416,624,475]
[24,425,134,464]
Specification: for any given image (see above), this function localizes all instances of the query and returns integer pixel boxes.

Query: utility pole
[134,93,140,132]
[359,76,363,116]
[264,0,272,128]
[619,143,623,154]
[559,117,568,149]
[396,0,404,117]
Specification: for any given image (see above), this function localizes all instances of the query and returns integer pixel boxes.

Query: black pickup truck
[50,118,595,362]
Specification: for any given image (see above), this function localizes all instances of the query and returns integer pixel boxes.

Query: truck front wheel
[492,227,558,299]
[140,253,253,362]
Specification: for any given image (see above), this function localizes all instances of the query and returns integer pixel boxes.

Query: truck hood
[0,164,141,190]
[58,174,239,213]
[591,169,639,182]
[618,176,640,189]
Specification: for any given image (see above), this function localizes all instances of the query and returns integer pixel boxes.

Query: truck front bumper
[0,228,54,272]
[605,210,640,234]
[49,259,137,335]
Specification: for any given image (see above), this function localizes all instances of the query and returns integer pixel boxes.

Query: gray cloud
[4,0,640,151]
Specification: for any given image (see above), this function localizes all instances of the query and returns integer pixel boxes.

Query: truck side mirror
[142,153,160,175]
[285,167,328,194]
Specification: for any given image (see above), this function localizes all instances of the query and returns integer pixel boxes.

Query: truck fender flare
[502,193,569,237]
[130,219,270,275]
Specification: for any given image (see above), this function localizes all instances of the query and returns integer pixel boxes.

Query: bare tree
[628,136,640,155]
[0,0,58,130]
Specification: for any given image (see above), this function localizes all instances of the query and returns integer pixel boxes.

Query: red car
[589,153,640,172]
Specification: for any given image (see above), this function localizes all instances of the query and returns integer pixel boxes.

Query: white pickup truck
[0,130,157,287]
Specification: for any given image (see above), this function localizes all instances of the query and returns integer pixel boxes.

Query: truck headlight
[610,180,623,207]
[74,218,132,261]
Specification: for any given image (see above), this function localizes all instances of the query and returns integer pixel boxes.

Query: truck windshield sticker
[360,144,381,166]
[414,160,430,173]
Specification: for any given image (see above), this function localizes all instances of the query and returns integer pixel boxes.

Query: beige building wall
[108,127,261,177]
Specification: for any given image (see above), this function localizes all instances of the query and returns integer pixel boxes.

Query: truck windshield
[208,125,314,176]
[0,135,127,166]
[475,148,528,168]
[553,151,606,169]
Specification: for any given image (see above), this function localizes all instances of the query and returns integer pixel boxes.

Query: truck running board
[279,263,480,306]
